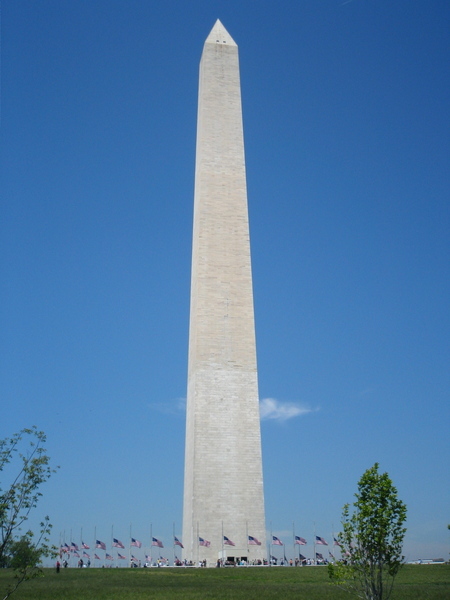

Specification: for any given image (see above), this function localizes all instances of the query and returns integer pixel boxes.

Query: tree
[328,463,407,600]
[0,427,57,600]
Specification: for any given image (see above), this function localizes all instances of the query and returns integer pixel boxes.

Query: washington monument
[182,20,266,563]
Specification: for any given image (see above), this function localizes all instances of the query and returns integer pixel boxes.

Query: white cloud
[150,396,315,423]
[149,397,186,415]
[259,398,315,422]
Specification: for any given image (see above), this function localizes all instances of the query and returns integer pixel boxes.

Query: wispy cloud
[259,398,316,422]
[149,397,186,416]
[150,396,316,423]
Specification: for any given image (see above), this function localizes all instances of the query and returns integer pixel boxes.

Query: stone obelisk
[182,20,266,564]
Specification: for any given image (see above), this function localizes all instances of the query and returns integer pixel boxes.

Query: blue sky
[1,0,449,563]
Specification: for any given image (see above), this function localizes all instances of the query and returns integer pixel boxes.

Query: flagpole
[270,521,272,567]
[173,522,175,566]
[313,522,316,566]
[94,526,96,567]
[129,523,132,567]
[221,521,224,565]
[196,521,199,566]
[246,521,249,566]
[150,523,153,566]
[331,524,334,564]
[292,521,295,564]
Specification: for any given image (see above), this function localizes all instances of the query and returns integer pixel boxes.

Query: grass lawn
[0,564,448,599]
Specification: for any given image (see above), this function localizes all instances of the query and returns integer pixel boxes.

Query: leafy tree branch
[0,427,58,600]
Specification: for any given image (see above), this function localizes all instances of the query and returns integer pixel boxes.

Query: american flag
[113,538,125,549]
[106,553,114,560]
[131,538,142,548]
[299,553,306,560]
[118,554,126,560]
[223,536,235,546]
[131,555,138,561]
[145,554,152,561]
[94,554,101,560]
[199,537,210,547]
[63,543,70,552]
[329,551,335,559]
[152,537,164,548]
[82,542,90,549]
[83,552,90,559]
[70,542,79,551]
[334,537,341,546]
[316,552,324,560]
[248,536,261,545]
[295,536,307,545]
[316,536,328,545]
[73,551,80,557]
[174,537,184,548]
[272,536,283,546]
[96,540,106,550]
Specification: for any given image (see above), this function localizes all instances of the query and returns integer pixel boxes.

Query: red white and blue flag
[316,552,324,560]
[199,537,210,547]
[223,536,235,546]
[248,536,261,545]
[113,538,125,549]
[316,536,328,545]
[334,537,341,546]
[118,554,126,560]
[131,538,142,548]
[70,542,79,551]
[106,553,114,560]
[96,540,106,550]
[174,537,184,548]
[82,542,90,549]
[295,536,307,545]
[94,554,101,560]
[83,552,90,559]
[272,536,283,546]
[152,537,164,548]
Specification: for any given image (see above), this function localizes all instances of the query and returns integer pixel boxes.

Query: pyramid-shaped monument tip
[205,19,237,46]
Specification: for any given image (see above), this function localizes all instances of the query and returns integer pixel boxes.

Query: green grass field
[1,564,448,599]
